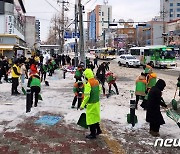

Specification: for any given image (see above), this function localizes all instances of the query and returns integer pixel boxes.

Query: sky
[24,0,160,42]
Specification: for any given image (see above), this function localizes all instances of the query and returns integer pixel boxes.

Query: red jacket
[29,64,38,75]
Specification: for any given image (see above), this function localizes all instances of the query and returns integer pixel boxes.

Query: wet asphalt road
[101,59,180,77]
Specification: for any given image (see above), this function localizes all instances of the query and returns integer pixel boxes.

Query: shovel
[38,94,43,101]
[22,87,26,95]
[45,81,49,86]
[166,108,180,128]
[77,113,88,129]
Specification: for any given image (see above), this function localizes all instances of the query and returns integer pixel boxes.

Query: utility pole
[160,0,168,45]
[74,3,78,67]
[57,0,69,54]
[78,0,85,65]
[61,0,65,53]
[54,14,57,45]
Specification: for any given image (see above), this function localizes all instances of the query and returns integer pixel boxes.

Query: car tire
[118,62,121,66]
[126,63,129,68]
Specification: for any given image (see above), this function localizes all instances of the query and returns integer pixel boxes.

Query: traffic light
[162,33,168,36]
[138,23,146,26]
[109,23,118,27]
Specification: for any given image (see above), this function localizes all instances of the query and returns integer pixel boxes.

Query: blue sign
[64,32,72,38]
[35,115,62,126]
[72,32,80,38]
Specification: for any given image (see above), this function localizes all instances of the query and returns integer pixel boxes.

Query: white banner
[5,15,14,34]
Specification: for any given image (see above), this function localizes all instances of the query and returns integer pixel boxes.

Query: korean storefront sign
[5,15,14,34]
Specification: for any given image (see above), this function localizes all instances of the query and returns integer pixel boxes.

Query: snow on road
[0,56,179,153]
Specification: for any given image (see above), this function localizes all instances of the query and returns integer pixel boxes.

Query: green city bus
[130,45,176,67]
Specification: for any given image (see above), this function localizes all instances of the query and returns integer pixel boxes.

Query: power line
[44,0,59,12]
[26,12,56,14]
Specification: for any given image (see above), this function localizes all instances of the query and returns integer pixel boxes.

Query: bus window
[149,49,154,56]
[130,49,140,55]
[144,49,150,56]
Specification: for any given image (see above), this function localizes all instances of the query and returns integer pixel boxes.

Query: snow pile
[0,61,179,152]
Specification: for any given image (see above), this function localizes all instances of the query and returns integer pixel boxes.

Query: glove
[164,104,167,108]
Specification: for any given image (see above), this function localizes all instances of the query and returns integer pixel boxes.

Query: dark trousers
[150,123,160,132]
[109,83,119,94]
[48,70,52,76]
[136,95,145,106]
[72,95,82,109]
[99,80,105,95]
[89,123,101,137]
[0,72,2,82]
[94,63,98,68]
[31,86,40,107]
[41,72,46,82]
[2,73,8,82]
[11,77,19,94]
[75,78,82,82]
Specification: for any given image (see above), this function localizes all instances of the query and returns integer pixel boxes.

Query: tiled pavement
[0,112,124,154]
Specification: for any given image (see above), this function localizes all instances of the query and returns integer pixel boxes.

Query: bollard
[130,90,134,99]
[77,92,82,110]
[130,100,136,127]
[26,87,32,113]
[63,69,66,79]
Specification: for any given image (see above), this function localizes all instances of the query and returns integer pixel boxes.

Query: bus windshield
[108,49,116,55]
[160,50,176,59]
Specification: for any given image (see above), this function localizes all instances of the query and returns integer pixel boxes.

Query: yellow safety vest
[11,64,20,78]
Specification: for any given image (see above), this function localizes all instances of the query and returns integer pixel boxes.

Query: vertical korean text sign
[5,15,14,34]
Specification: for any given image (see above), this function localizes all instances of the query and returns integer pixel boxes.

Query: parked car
[117,54,140,67]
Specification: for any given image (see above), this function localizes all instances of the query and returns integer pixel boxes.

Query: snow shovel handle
[174,86,178,99]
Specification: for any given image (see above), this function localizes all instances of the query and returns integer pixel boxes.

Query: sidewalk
[0,111,124,154]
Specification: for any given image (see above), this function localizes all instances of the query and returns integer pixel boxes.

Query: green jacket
[135,76,147,96]
[75,68,82,77]
[42,65,48,72]
[80,69,101,125]
[147,73,157,89]
[73,81,84,95]
[28,75,41,88]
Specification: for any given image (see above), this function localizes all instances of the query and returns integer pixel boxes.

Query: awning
[14,45,28,50]
[0,45,14,50]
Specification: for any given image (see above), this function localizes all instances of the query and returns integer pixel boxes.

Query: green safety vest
[147,77,156,88]
[135,81,146,96]
[30,77,41,88]
[88,81,100,103]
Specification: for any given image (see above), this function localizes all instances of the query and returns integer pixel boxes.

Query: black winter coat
[146,79,167,125]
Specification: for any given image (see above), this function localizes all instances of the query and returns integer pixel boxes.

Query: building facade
[35,20,41,43]
[160,0,180,22]
[0,0,26,57]
[136,21,164,46]
[167,19,180,47]
[25,16,36,52]
[87,4,112,48]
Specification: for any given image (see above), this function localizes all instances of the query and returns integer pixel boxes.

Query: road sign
[64,32,72,38]
[72,32,80,38]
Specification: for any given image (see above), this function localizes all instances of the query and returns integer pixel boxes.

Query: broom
[171,87,178,110]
